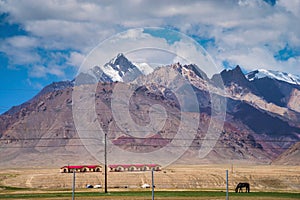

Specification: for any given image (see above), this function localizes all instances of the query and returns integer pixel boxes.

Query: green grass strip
[0,191,299,199]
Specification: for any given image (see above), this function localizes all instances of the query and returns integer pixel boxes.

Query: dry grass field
[0,164,299,199]
[1,164,300,191]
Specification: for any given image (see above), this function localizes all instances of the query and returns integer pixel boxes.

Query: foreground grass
[0,191,300,199]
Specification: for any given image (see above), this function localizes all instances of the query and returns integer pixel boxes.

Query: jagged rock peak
[220,65,249,86]
[167,62,209,81]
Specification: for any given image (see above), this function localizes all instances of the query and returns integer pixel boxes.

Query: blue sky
[1,0,300,114]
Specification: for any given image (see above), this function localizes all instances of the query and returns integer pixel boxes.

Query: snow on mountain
[102,63,123,82]
[90,54,210,84]
[246,69,300,85]
[133,62,154,75]
[89,54,161,83]
[89,53,143,82]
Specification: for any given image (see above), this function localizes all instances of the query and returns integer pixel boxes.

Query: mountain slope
[246,69,300,108]
[0,54,300,166]
[89,53,144,82]
[0,85,98,166]
[246,69,300,85]
[272,142,300,165]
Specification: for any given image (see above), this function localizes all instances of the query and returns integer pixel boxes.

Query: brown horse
[235,182,250,193]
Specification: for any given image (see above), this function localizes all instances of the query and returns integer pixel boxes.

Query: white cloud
[68,51,85,68]
[26,78,44,90]
[29,65,47,78]
[48,65,65,77]
[223,47,278,69]
[0,36,40,66]
[5,36,38,49]
[0,0,300,77]
[24,20,114,51]
[29,64,65,78]
[78,28,220,79]
[277,0,300,17]
[216,46,300,76]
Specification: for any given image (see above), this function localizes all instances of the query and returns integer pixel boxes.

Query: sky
[1,0,300,114]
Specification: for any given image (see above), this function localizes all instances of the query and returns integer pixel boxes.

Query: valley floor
[0,164,299,192]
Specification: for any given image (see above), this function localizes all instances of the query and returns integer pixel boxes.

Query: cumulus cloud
[67,51,85,69]
[29,64,66,78]
[277,0,300,17]
[0,0,300,78]
[0,36,40,66]
[79,28,220,78]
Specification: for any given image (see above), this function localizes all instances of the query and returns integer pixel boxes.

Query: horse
[235,182,250,193]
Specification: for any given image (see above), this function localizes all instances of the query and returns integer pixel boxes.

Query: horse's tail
[248,183,250,193]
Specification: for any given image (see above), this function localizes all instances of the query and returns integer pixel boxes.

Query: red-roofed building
[60,165,102,173]
[109,164,161,172]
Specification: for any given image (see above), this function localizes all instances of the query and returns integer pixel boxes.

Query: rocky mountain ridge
[0,54,299,167]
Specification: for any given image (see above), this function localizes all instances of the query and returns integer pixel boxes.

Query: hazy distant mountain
[0,54,299,166]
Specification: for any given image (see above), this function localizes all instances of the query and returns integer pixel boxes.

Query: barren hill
[0,55,300,167]
[272,142,300,165]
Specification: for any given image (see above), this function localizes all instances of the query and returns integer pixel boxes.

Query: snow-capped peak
[87,53,207,84]
[246,69,300,85]
[90,53,145,83]
[133,62,154,75]
[108,53,125,65]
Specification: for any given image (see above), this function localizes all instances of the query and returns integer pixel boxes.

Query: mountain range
[0,54,299,167]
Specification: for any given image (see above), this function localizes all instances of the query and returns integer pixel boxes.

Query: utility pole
[152,168,155,200]
[104,132,108,193]
[226,169,229,200]
[72,170,76,200]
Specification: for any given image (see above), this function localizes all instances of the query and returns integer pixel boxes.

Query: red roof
[109,164,160,168]
[61,165,100,169]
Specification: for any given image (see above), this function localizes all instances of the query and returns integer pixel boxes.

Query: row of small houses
[60,165,102,173]
[60,164,161,173]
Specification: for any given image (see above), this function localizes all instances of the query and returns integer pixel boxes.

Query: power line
[0,136,298,143]
[0,141,297,150]
[0,138,298,153]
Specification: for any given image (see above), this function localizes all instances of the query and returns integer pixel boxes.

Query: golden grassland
[0,164,299,199]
